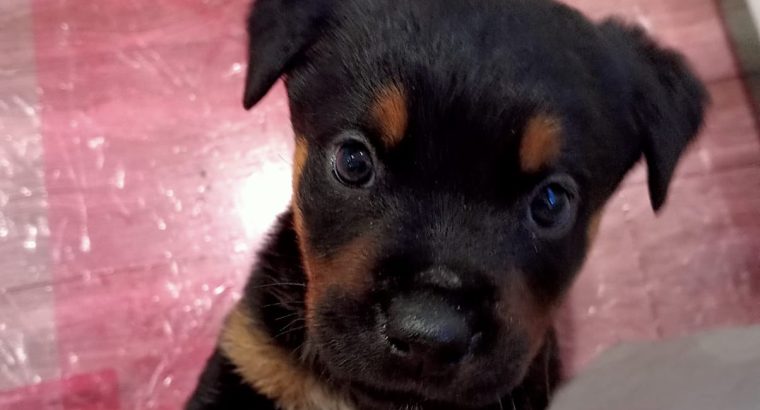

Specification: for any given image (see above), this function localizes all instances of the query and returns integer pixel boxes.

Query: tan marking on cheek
[292,136,308,194]
[290,145,377,322]
[292,204,309,279]
[371,84,408,147]
[504,278,556,359]
[290,137,316,323]
[289,136,377,331]
[291,136,311,273]
[587,210,604,245]
[221,304,355,410]
[519,115,562,173]
[311,235,376,295]
[303,235,377,324]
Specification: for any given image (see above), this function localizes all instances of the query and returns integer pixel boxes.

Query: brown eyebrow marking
[519,114,562,173]
[371,84,408,147]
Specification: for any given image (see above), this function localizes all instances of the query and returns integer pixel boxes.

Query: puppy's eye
[334,142,374,186]
[527,178,578,235]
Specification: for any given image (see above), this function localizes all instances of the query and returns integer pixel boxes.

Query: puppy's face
[243,0,706,406]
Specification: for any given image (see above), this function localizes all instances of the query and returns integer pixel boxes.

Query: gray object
[551,326,760,410]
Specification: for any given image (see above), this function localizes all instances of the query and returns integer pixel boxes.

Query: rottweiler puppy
[186,0,707,409]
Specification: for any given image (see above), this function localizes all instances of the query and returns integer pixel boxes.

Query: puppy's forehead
[365,80,564,174]
[321,0,610,90]
[290,0,622,181]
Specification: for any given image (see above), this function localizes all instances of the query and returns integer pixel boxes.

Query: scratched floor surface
[0,0,758,408]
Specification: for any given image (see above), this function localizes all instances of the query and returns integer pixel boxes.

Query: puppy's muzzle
[379,268,485,373]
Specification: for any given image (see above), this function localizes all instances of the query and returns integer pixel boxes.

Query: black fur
[186,348,277,410]
[596,19,709,210]
[188,0,707,409]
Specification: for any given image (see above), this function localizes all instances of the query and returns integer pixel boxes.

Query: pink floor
[0,0,758,408]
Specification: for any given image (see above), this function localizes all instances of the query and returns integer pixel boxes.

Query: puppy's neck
[224,210,356,410]
[243,210,309,352]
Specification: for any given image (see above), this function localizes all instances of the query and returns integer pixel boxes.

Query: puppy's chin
[347,380,512,410]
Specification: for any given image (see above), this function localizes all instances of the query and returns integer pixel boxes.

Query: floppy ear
[600,20,709,211]
[242,0,332,109]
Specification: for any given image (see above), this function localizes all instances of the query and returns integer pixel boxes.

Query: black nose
[384,294,476,368]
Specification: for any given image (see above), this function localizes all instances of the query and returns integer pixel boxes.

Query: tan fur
[290,137,315,326]
[221,305,356,410]
[290,135,313,327]
[587,210,604,245]
[508,277,555,357]
[519,115,562,173]
[307,235,376,306]
[491,276,556,386]
[297,233,378,328]
[289,138,377,325]
[293,136,308,193]
[371,84,408,147]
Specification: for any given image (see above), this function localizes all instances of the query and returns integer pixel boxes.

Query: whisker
[289,341,307,358]
[272,316,306,339]
[274,325,306,340]
[273,312,301,322]
[261,301,304,309]
[248,282,306,289]
[281,318,305,331]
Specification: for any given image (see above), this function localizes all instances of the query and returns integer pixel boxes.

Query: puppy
[186,0,707,409]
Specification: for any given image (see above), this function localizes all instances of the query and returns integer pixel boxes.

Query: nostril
[441,349,465,365]
[468,331,483,353]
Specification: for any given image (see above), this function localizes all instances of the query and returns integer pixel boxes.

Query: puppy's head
[243,0,707,406]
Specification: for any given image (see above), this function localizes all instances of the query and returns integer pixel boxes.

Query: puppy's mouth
[308,293,531,408]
